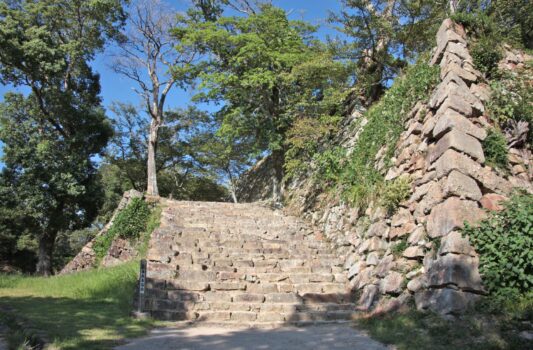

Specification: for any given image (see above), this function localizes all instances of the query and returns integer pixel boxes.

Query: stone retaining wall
[242,18,532,315]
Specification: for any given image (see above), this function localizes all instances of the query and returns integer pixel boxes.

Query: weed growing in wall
[381,177,411,214]
[338,58,439,208]
[482,129,509,170]
[93,198,158,263]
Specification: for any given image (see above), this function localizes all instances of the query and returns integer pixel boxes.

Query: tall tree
[330,0,445,104]
[111,0,197,196]
[178,3,349,201]
[0,0,126,275]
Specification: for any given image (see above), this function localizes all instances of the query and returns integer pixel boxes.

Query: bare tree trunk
[36,231,56,276]
[146,117,160,196]
[226,167,239,203]
[271,149,284,203]
[230,189,238,203]
[449,0,458,14]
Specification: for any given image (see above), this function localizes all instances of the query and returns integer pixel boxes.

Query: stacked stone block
[142,200,357,327]
[281,19,531,315]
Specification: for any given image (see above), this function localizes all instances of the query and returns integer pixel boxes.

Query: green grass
[0,263,164,349]
[357,296,533,350]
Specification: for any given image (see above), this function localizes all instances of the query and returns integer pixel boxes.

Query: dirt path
[116,324,390,350]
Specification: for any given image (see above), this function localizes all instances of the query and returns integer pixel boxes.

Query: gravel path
[115,324,390,350]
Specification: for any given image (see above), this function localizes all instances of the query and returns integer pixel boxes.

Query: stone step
[150,308,359,325]
[144,199,352,325]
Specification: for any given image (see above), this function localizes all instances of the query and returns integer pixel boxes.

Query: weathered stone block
[389,222,417,240]
[233,294,265,303]
[480,193,508,211]
[427,254,483,291]
[380,271,404,295]
[427,197,486,238]
[428,129,485,164]
[439,231,476,257]
[366,221,390,238]
[265,293,300,303]
[357,284,379,311]
[359,237,388,253]
[407,278,423,293]
[441,61,477,82]
[443,170,482,201]
[447,41,472,61]
[348,261,366,279]
[415,288,480,315]
[432,149,477,178]
[403,246,425,259]
[374,254,394,278]
[391,208,413,227]
[433,108,486,140]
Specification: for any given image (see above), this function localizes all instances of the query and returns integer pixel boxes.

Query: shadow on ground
[115,324,389,350]
[0,296,154,350]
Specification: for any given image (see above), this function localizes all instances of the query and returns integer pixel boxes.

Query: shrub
[482,128,509,169]
[92,198,153,262]
[471,37,503,77]
[451,12,503,77]
[381,177,411,214]
[284,115,342,180]
[313,146,345,184]
[107,198,150,239]
[462,194,533,297]
[451,12,499,39]
[488,68,533,146]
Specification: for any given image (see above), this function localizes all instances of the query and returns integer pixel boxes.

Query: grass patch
[357,295,533,350]
[0,263,164,349]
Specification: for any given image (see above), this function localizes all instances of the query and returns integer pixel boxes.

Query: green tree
[0,0,126,275]
[329,0,445,104]
[177,3,350,200]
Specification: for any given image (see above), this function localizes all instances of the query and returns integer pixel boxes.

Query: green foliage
[462,194,533,298]
[53,228,98,271]
[488,67,533,146]
[107,198,151,240]
[451,11,499,39]
[284,115,343,180]
[391,239,408,258]
[93,198,157,263]
[338,59,439,208]
[313,147,346,184]
[179,4,351,161]
[451,11,503,77]
[452,0,533,49]
[330,0,445,103]
[358,298,533,350]
[137,205,162,258]
[471,38,503,77]
[0,0,127,274]
[482,129,509,169]
[92,232,117,264]
[381,177,411,214]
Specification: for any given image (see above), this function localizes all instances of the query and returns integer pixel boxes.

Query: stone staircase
[142,200,357,327]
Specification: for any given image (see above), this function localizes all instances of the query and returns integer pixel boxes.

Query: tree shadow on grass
[0,296,155,350]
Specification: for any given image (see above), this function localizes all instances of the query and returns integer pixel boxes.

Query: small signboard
[138,259,147,312]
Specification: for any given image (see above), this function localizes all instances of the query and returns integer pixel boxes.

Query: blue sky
[0,0,343,161]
